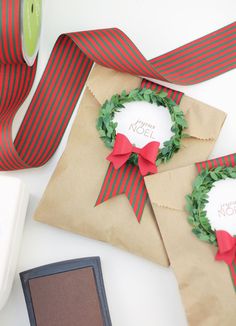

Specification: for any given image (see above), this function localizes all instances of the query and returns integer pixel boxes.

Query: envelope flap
[87,65,226,142]
[180,95,226,140]
[87,64,141,105]
[145,165,198,211]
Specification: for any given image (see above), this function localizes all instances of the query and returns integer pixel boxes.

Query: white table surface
[1,0,236,325]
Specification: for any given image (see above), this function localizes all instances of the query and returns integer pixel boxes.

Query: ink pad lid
[20,257,112,326]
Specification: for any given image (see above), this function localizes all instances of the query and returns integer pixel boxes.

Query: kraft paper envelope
[34,64,226,266]
[145,165,236,326]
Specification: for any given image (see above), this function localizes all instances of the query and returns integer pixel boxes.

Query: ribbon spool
[21,0,42,65]
[1,1,236,171]
[1,0,42,65]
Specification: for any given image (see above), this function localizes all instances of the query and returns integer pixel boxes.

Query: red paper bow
[215,230,236,265]
[107,133,160,176]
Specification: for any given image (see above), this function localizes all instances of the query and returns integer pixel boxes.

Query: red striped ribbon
[96,163,147,223]
[196,153,236,172]
[141,79,183,104]
[196,155,236,290]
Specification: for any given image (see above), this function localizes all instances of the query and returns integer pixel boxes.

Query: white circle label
[113,101,173,148]
[205,178,236,236]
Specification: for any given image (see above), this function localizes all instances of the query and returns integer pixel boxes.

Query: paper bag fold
[145,166,236,326]
[34,64,226,267]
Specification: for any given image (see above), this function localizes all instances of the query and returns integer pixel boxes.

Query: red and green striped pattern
[150,22,236,84]
[96,163,147,222]
[141,79,183,104]
[196,153,236,172]
[1,1,236,171]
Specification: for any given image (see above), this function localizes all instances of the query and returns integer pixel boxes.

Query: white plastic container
[0,176,29,311]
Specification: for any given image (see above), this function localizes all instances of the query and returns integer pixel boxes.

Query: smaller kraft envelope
[34,64,226,267]
[145,154,236,326]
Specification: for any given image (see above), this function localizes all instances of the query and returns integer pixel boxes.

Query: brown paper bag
[145,165,236,325]
[34,64,226,266]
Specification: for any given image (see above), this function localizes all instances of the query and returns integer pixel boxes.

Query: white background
[1,0,236,325]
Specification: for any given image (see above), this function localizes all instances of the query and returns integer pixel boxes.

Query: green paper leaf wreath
[96,88,188,167]
[186,166,236,246]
